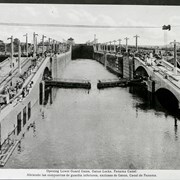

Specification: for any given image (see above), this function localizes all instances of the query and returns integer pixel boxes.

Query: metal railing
[150,62,180,90]
[0,56,46,111]
[0,57,30,86]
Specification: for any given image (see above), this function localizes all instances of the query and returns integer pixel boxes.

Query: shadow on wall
[155,88,179,111]
[72,44,94,60]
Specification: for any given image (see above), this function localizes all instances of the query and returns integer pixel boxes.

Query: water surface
[5,59,180,169]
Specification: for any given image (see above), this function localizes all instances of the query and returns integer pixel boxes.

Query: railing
[0,57,30,86]
[0,125,18,166]
[147,61,180,90]
[134,56,180,91]
[0,56,45,112]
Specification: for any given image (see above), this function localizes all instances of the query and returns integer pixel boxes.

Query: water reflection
[130,83,180,144]
[44,86,52,105]
[174,118,178,141]
[129,86,180,119]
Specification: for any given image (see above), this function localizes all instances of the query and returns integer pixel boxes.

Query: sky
[0,4,180,46]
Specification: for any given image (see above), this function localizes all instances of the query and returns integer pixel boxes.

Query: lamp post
[109,41,112,53]
[113,40,116,53]
[33,32,38,57]
[36,36,38,55]
[106,42,109,52]
[134,35,139,52]
[170,40,180,75]
[98,43,100,51]
[7,35,13,73]
[54,40,56,53]
[48,38,51,53]
[55,41,58,53]
[4,43,6,55]
[94,34,97,51]
[94,38,97,51]
[117,39,122,54]
[52,39,55,53]
[58,41,61,53]
[23,33,28,57]
[101,43,103,51]
[18,40,21,74]
[124,37,129,53]
[94,34,96,43]
[56,41,58,53]
[42,35,46,56]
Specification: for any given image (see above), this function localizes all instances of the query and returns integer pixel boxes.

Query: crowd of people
[134,49,163,66]
[0,58,41,107]
[0,47,70,108]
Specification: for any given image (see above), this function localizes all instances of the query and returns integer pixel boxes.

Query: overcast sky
[0,4,180,46]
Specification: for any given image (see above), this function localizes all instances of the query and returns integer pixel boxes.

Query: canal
[5,59,180,169]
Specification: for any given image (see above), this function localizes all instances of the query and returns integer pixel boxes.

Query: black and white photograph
[0,1,180,179]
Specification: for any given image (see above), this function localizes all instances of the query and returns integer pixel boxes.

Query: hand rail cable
[0,22,164,29]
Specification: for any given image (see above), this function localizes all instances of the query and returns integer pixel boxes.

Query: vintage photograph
[0,3,179,173]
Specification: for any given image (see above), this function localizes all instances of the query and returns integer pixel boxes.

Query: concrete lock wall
[0,52,72,146]
[0,58,46,145]
[117,56,123,76]
[106,54,123,77]
[123,55,134,80]
[53,51,71,78]
[106,54,117,69]
[93,52,123,77]
[94,52,105,65]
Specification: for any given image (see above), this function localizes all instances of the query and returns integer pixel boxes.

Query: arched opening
[40,67,52,105]
[134,66,149,80]
[156,88,179,111]
[42,67,51,80]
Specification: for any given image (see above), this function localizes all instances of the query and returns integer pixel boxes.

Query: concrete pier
[123,54,134,80]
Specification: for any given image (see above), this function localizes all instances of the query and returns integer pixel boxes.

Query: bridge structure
[93,38,180,110]
[134,56,180,108]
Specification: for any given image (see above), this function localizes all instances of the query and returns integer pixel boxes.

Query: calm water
[5,59,180,169]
